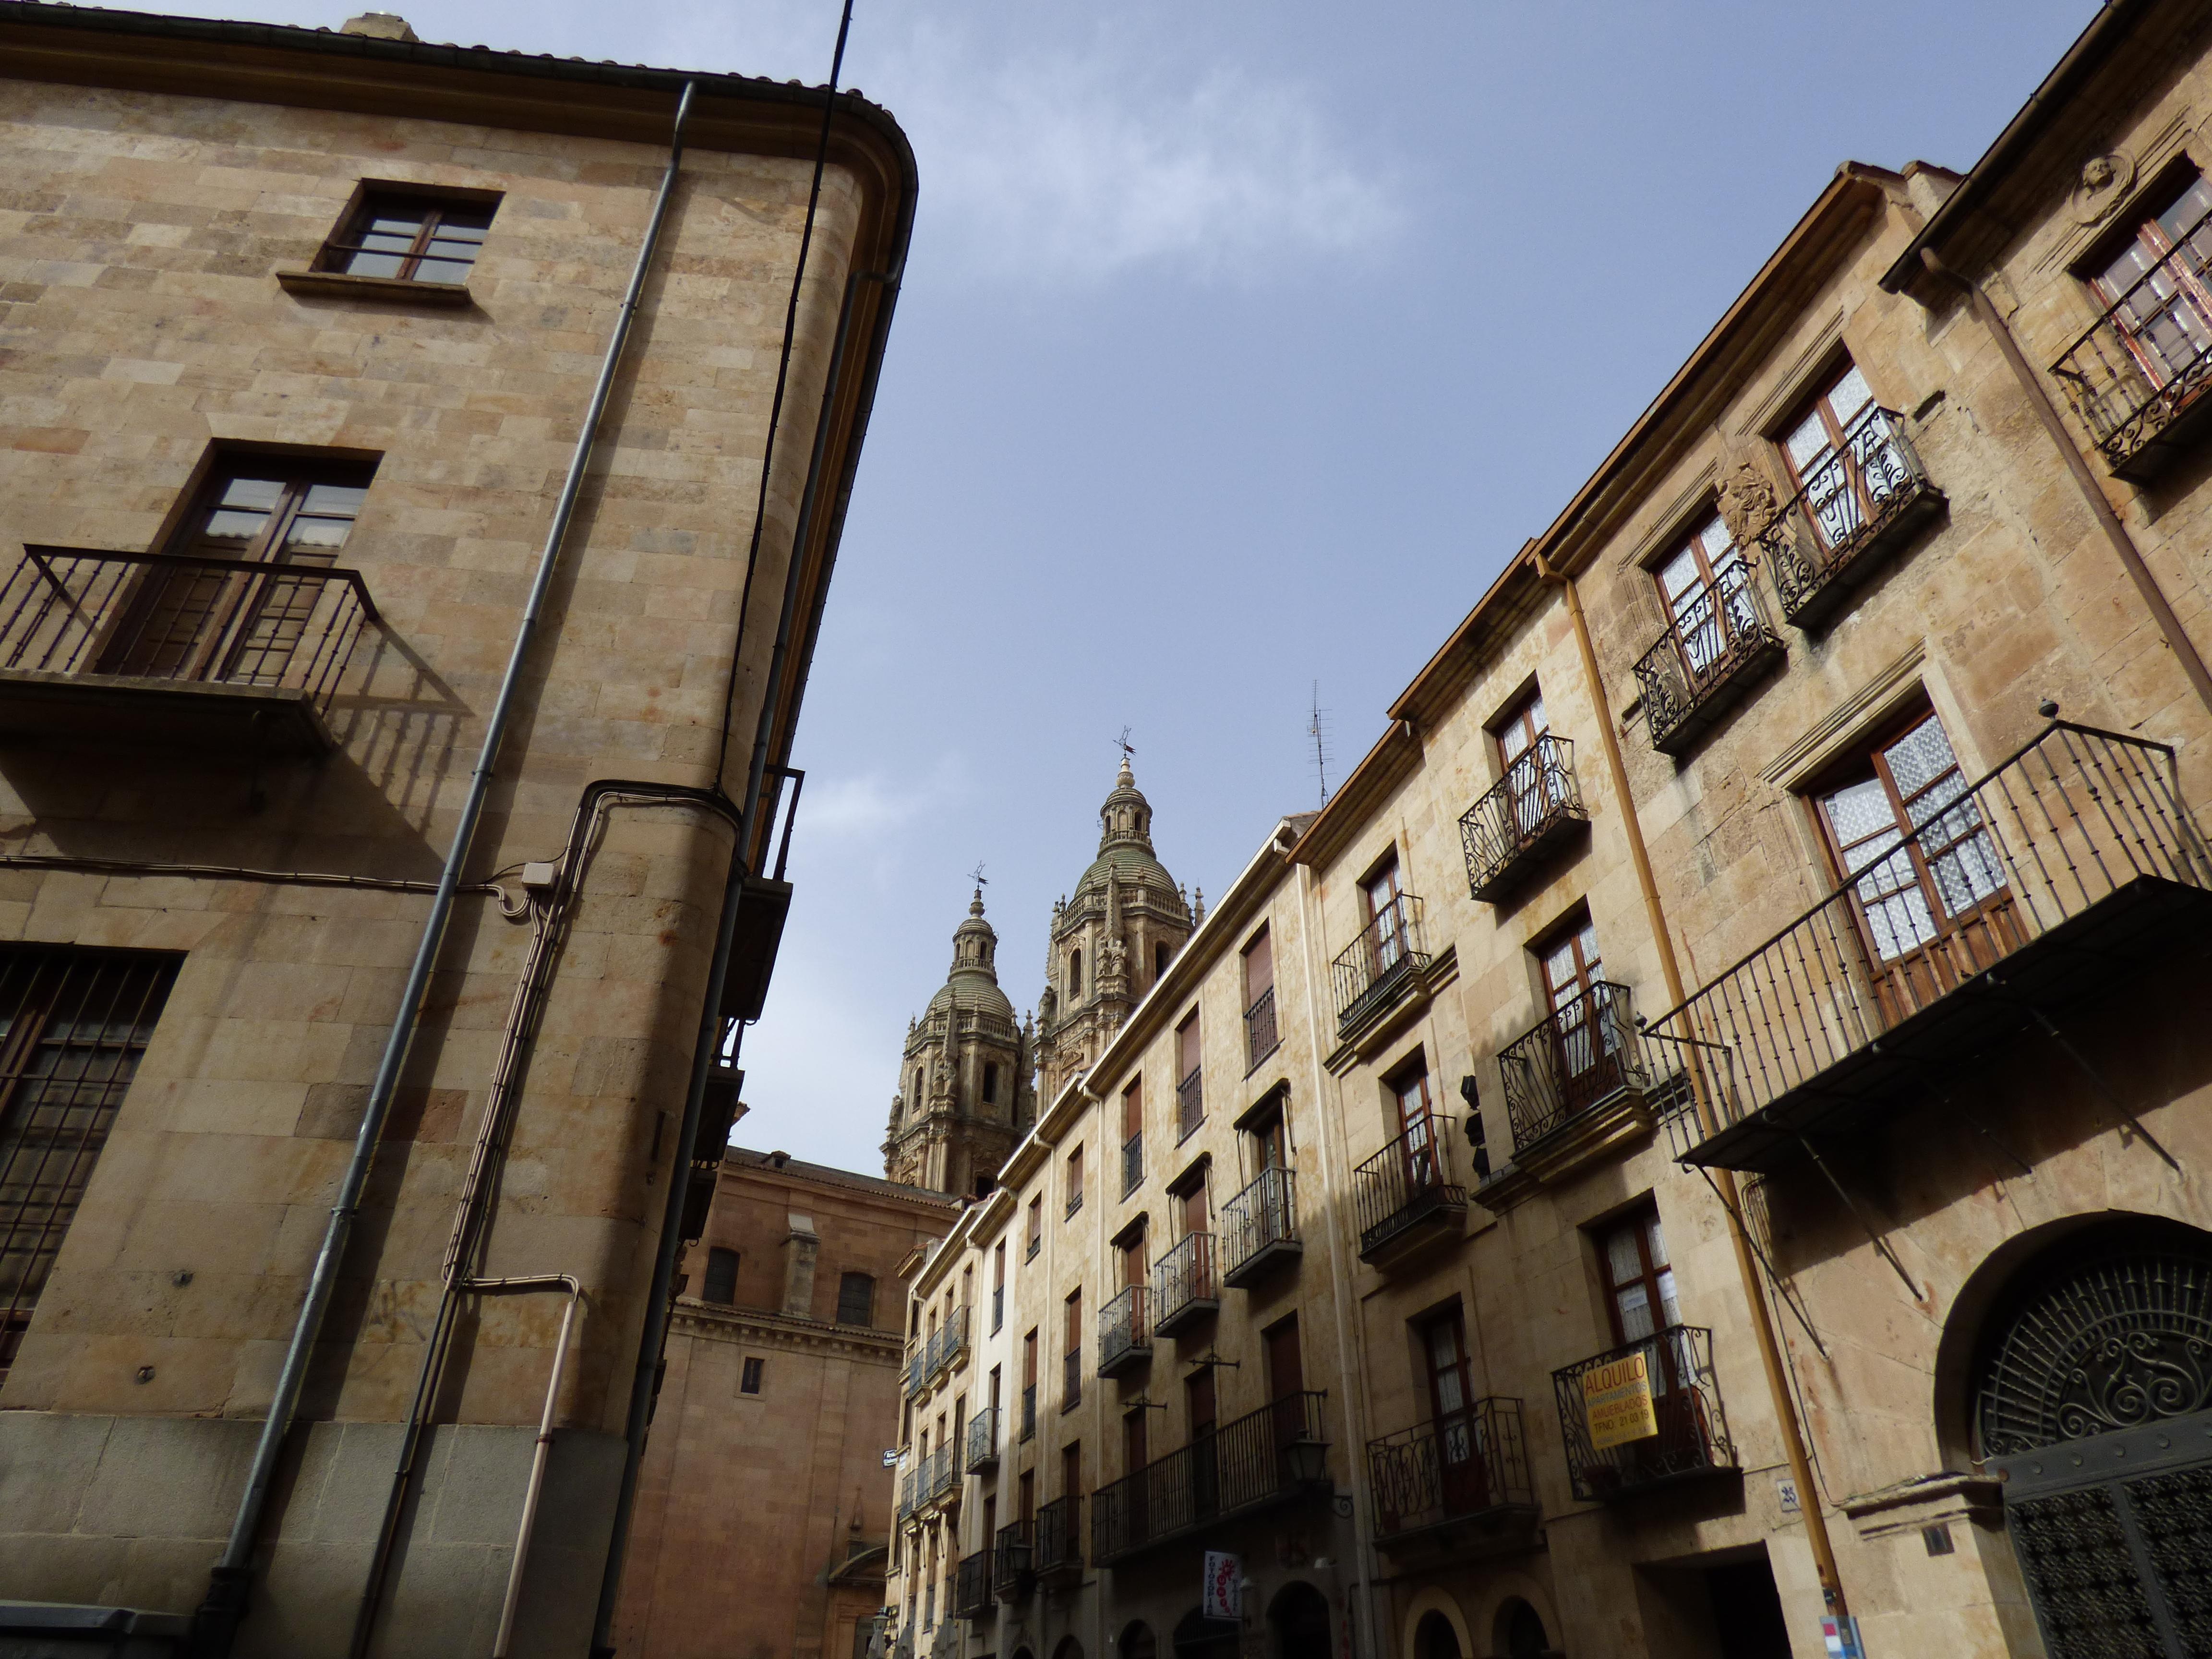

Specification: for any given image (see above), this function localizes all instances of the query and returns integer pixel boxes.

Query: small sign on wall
[1202,1551,1242,1622]
[1821,1614,1865,1658]
[1580,1350,1659,1449]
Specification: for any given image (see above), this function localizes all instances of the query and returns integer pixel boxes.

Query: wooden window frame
[312,182,502,286]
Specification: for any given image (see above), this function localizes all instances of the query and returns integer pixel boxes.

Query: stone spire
[1034,759,1192,1100]
[883,890,1032,1196]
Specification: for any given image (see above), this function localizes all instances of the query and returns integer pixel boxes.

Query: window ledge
[276,269,476,307]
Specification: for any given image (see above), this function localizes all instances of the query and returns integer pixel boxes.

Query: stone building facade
[885,894,1036,1199]
[888,6,2212,1659]
[0,6,912,1655]
[613,1148,958,1659]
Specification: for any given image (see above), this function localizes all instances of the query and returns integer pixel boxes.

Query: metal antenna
[1307,683,1332,806]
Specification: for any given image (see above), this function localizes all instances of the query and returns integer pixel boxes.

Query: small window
[983,1061,999,1105]
[1175,1015,1203,1139]
[1027,1195,1043,1259]
[317,187,497,285]
[1066,1145,1084,1217]
[701,1246,739,1305]
[2084,173,2212,399]
[1598,1207,1679,1346]
[1154,941,1171,981]
[836,1271,876,1327]
[1069,949,1083,999]
[741,1356,765,1394]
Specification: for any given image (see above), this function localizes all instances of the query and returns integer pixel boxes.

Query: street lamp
[1284,1437,1331,1488]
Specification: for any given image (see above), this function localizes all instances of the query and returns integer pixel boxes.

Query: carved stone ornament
[2071,150,2136,226]
[1716,459,1780,554]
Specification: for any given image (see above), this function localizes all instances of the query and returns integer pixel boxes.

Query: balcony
[915,1446,959,1516]
[1034,1495,1082,1587]
[1648,721,2212,1176]
[954,1550,994,1621]
[926,1305,970,1384]
[1092,1392,1330,1564]
[1552,1325,1737,1502]
[898,1466,919,1523]
[904,1345,926,1399]
[1351,1118,1466,1269]
[1460,735,1589,903]
[1151,1232,1217,1338]
[1368,1398,1539,1559]
[0,544,379,757]
[1487,983,1682,1198]
[966,1406,1000,1473]
[1632,565,1784,758]
[2051,217,2212,481]
[1122,1131,1142,1198]
[1331,893,1432,1039]
[1244,987,1279,1071]
[993,1520,1030,1601]
[1220,1167,1300,1288]
[1098,1283,1152,1379]
[1753,406,1944,632]
[1177,1067,1203,1141]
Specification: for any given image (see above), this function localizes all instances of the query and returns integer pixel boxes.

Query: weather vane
[1117,726,1136,763]
[968,860,987,889]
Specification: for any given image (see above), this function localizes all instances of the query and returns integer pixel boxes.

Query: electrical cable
[0,853,495,897]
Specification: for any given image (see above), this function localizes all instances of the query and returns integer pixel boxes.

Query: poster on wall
[1202,1551,1242,1622]
[1579,1350,1659,1449]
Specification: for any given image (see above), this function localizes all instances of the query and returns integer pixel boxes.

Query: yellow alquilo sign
[1580,1350,1659,1450]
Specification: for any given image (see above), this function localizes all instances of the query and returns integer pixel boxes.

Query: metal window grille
[837,1271,877,1326]
[0,949,179,1381]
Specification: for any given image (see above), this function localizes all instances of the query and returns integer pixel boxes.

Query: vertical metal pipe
[490,1275,585,1659]
[190,81,697,1659]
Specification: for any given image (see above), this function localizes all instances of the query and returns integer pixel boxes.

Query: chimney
[339,12,419,40]
[781,1213,819,1317]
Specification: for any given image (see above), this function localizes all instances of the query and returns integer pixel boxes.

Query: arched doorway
[1494,1600,1551,1659]
[1173,1607,1239,1659]
[1971,1216,2212,1658]
[1119,1623,1157,1659]
[1414,1610,1461,1659]
[1054,1639,1084,1659]
[1269,1583,1331,1659]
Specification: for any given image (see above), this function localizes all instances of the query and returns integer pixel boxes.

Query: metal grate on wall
[0,948,180,1383]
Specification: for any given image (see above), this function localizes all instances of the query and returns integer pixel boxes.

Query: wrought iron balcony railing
[1063,1348,1082,1412]
[1034,1494,1082,1583]
[1496,981,1669,1152]
[1351,1118,1465,1264]
[0,544,382,756]
[1552,1324,1736,1502]
[1152,1232,1217,1337]
[953,1549,993,1620]
[1244,987,1279,1070]
[898,1466,919,1521]
[1220,1167,1299,1287]
[966,1406,1000,1473]
[1646,721,2210,1174]
[1122,1130,1143,1197]
[924,1445,960,1508]
[1461,734,1589,903]
[1098,1283,1151,1378]
[1177,1066,1204,1141]
[992,1520,1031,1600]
[1092,1392,1329,1564]
[1331,894,1431,1036]
[926,1304,970,1383]
[1020,1383,1036,1442]
[1751,406,1943,631]
[1632,564,1784,758]
[905,1345,926,1399]
[1367,1397,1535,1539]
[2051,205,2212,481]
[991,1284,1003,1334]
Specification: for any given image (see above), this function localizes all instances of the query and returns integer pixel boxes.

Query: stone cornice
[673,1300,904,1361]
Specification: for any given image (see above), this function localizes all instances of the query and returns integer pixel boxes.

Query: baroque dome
[1072,758,1184,909]
[926,890,1016,1020]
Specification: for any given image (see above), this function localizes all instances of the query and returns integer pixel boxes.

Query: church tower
[883,890,1034,1197]
[1034,758,1195,1100]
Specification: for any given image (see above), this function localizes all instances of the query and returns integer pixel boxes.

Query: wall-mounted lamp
[1283,1437,1331,1487]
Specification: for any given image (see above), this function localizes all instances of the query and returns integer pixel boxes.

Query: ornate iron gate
[1977,1241,2212,1659]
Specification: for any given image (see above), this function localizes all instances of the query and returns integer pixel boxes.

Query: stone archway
[1966,1214,2212,1658]
[1119,1622,1158,1659]
[1173,1607,1239,1659]
[1414,1611,1461,1659]
[1267,1582,1331,1659]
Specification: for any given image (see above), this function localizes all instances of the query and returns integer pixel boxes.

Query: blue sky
[133,0,2098,1170]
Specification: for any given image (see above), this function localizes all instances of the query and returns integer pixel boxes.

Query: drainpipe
[1531,549,1852,1634]
[1290,862,1380,1659]
[1917,246,2212,719]
[188,79,698,1659]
